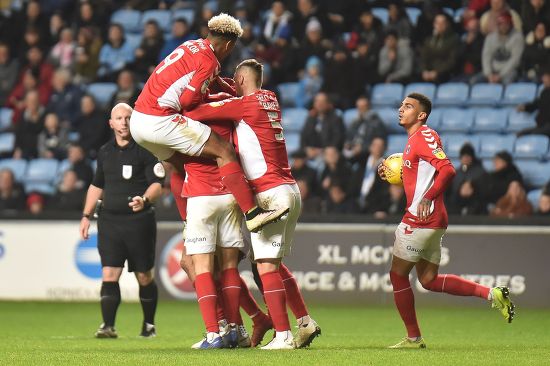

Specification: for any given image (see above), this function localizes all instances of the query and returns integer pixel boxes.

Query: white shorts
[393,222,445,264]
[129,110,211,160]
[250,184,301,260]
[184,194,244,255]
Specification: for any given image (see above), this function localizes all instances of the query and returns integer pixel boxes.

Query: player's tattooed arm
[417,197,432,222]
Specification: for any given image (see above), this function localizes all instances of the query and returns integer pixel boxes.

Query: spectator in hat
[27,192,45,215]
[480,0,522,35]
[296,56,323,109]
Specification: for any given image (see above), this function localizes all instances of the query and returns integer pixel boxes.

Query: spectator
[343,96,387,163]
[537,183,550,215]
[262,1,292,45]
[378,30,413,84]
[348,10,383,53]
[26,192,45,215]
[255,26,295,85]
[326,180,358,214]
[66,143,93,189]
[458,16,485,82]
[413,1,442,48]
[290,0,328,43]
[522,22,550,82]
[0,168,26,211]
[296,56,323,109]
[300,92,346,160]
[47,12,65,47]
[490,181,533,218]
[517,68,550,137]
[321,47,355,109]
[75,95,110,158]
[481,11,524,84]
[18,26,46,62]
[49,169,85,211]
[480,0,522,35]
[521,0,550,34]
[0,42,18,106]
[37,112,69,160]
[223,22,259,76]
[74,27,101,83]
[13,90,45,159]
[385,2,413,40]
[132,20,164,82]
[49,27,76,69]
[19,1,49,44]
[47,68,83,126]
[420,14,459,83]
[7,67,50,124]
[296,178,322,214]
[109,69,140,109]
[295,18,332,73]
[97,23,135,81]
[351,42,379,94]
[158,18,196,61]
[75,1,102,34]
[319,146,352,199]
[384,184,407,218]
[290,149,318,195]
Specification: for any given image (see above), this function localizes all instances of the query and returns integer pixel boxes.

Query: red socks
[220,268,242,325]
[260,271,290,332]
[195,272,219,333]
[279,264,308,319]
[239,276,265,323]
[423,274,490,299]
[170,171,187,220]
[390,271,421,338]
[219,161,256,213]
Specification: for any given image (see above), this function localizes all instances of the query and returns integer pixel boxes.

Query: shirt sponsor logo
[185,236,206,244]
[406,245,424,253]
[74,234,102,279]
[403,160,412,169]
[432,147,446,159]
[153,162,165,178]
[122,165,132,179]
[159,234,195,300]
[272,241,282,247]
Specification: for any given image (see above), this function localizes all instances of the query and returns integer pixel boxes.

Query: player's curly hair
[208,13,243,40]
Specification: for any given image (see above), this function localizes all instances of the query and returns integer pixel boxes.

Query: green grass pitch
[1,301,549,366]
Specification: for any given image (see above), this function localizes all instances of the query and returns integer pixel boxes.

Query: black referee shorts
[97,209,156,273]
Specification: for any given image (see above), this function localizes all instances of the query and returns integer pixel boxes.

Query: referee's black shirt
[92,139,164,214]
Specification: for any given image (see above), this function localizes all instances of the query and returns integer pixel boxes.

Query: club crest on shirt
[209,101,225,107]
[432,147,446,159]
[154,162,166,178]
[122,165,132,179]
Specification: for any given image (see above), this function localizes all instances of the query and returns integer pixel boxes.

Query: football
[383,153,403,185]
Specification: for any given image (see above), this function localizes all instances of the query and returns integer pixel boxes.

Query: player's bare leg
[95,266,123,338]
[135,270,158,338]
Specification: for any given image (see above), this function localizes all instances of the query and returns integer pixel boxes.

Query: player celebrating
[378,93,515,349]
[130,13,287,233]
[187,59,321,350]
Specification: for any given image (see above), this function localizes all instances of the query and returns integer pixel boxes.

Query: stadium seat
[55,159,72,184]
[454,7,465,23]
[473,108,508,133]
[24,182,56,196]
[111,9,142,33]
[0,132,15,155]
[343,108,358,128]
[284,131,301,155]
[172,9,195,25]
[434,83,469,106]
[501,82,538,106]
[441,134,480,159]
[0,158,27,181]
[371,83,403,107]
[427,108,443,129]
[125,33,142,51]
[0,108,13,130]
[538,83,545,97]
[141,10,172,33]
[507,110,537,133]
[386,134,408,154]
[277,82,300,108]
[281,108,308,133]
[25,159,59,184]
[517,160,550,189]
[68,131,80,142]
[405,7,421,25]
[481,158,494,171]
[404,82,436,101]
[478,134,516,158]
[468,83,503,106]
[514,135,549,160]
[527,189,542,211]
[372,8,389,24]
[86,83,118,109]
[375,108,402,134]
[437,108,474,133]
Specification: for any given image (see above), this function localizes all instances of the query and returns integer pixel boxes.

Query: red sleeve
[178,61,215,112]
[415,132,455,200]
[205,91,233,102]
[186,97,244,122]
[424,164,456,200]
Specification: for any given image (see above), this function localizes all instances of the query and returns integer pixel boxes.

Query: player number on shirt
[156,48,185,75]
[268,111,285,141]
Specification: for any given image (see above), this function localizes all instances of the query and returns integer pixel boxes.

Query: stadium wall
[0,221,548,307]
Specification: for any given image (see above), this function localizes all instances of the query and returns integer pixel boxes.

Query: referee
[79,103,164,339]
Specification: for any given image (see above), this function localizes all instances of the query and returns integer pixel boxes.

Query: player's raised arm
[186,97,244,123]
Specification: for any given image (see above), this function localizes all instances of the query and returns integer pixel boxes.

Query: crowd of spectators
[0,0,549,218]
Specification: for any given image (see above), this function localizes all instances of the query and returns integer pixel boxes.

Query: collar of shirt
[111,138,136,150]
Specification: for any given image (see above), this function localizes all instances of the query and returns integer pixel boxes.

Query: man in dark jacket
[517,68,550,137]
[420,14,459,83]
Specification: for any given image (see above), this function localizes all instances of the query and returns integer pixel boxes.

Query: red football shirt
[134,39,220,116]
[186,89,295,193]
[401,125,452,229]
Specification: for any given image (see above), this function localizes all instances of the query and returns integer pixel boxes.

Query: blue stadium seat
[478,134,516,158]
[371,83,404,107]
[443,7,454,17]
[527,189,542,211]
[507,110,537,132]
[372,8,389,24]
[281,108,308,133]
[473,108,508,133]
[25,159,59,184]
[427,108,443,129]
[277,82,300,108]
[514,135,550,160]
[24,182,56,195]
[87,83,118,109]
[405,7,421,25]
[468,83,503,106]
[538,83,545,97]
[434,82,469,107]
[342,108,358,128]
[284,131,301,155]
[517,160,550,189]
[501,82,538,106]
[482,158,494,171]
[125,33,142,51]
[141,10,172,33]
[375,108,402,134]
[111,9,142,33]
[437,108,474,133]
[441,134,480,159]
[454,7,465,23]
[386,134,408,154]
[0,158,27,181]
[0,132,15,155]
[54,159,72,184]
[404,82,436,101]
[68,131,80,143]
[172,9,195,25]
[0,108,13,130]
